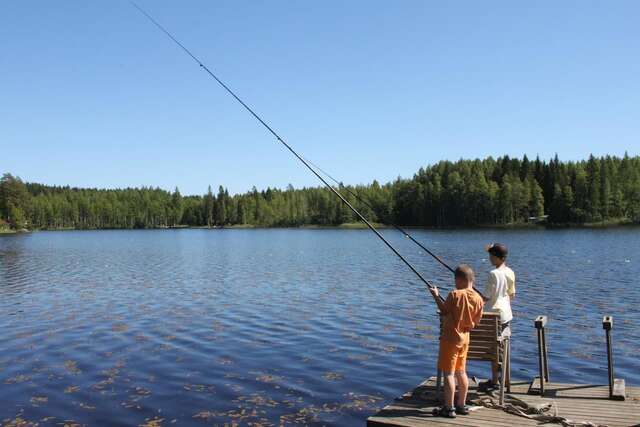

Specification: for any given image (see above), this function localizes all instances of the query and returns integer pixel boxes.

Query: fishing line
[130,2,444,300]
[303,158,487,300]
[302,156,455,273]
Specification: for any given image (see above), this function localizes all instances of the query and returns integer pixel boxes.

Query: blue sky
[1,1,638,195]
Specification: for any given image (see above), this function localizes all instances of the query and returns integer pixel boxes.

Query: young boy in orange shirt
[428,264,484,418]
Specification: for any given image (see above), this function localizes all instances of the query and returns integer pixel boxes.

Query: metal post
[534,315,548,396]
[603,316,614,399]
[542,328,550,382]
[537,329,545,396]
[499,338,508,405]
[506,338,512,393]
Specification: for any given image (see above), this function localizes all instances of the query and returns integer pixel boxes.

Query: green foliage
[2,154,639,230]
[0,173,31,229]
[170,187,183,226]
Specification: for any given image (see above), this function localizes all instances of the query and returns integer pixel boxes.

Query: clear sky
[1,1,638,195]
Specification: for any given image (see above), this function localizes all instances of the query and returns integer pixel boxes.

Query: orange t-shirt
[441,288,484,346]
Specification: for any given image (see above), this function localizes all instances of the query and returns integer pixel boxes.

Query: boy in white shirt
[480,242,515,390]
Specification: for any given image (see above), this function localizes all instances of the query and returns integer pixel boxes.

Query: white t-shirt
[484,265,515,324]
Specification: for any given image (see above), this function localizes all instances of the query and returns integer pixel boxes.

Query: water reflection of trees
[0,236,30,299]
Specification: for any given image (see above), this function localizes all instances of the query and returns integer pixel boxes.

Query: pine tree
[171,187,183,226]
[510,176,528,222]
[216,186,226,225]
[586,155,601,221]
[520,154,531,181]
[529,177,545,218]
[628,172,640,222]
[562,185,575,222]
[498,178,514,223]
[599,158,611,220]
[550,184,566,223]
[204,186,214,227]
[0,174,31,229]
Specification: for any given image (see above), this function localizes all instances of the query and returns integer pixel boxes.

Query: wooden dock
[367,377,640,427]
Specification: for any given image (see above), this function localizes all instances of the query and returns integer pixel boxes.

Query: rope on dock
[472,393,607,427]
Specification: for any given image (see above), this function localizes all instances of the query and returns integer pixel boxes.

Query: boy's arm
[507,272,516,300]
[428,286,449,313]
[471,297,485,328]
[485,271,496,299]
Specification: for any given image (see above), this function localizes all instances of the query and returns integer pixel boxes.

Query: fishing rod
[130,2,445,302]
[302,157,454,274]
[303,158,487,301]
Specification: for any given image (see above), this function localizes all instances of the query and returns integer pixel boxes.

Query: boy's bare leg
[443,372,455,408]
[455,370,469,407]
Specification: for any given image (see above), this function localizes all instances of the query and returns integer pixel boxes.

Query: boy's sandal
[478,380,498,391]
[455,405,470,415]
[432,406,456,418]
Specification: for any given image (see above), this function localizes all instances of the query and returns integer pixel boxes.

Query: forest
[1,154,639,230]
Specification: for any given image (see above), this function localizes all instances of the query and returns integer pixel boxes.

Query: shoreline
[0,228,30,234]
[8,219,638,233]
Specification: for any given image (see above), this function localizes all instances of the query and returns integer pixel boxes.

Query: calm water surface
[1,228,639,425]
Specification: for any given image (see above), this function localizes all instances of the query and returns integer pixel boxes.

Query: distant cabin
[528,215,549,223]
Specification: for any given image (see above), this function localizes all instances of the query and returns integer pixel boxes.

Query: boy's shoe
[432,406,456,418]
[478,379,499,392]
[455,405,470,415]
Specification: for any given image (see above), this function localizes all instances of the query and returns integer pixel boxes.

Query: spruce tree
[216,186,226,225]
[171,187,183,226]
[204,186,214,227]
[529,177,545,218]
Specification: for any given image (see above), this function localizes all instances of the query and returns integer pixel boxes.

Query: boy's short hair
[487,242,508,259]
[454,264,475,283]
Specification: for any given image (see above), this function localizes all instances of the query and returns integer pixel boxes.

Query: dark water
[0,228,638,426]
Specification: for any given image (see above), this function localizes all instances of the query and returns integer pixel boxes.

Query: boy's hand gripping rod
[130,2,446,303]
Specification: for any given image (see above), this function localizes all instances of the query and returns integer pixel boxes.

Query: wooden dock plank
[367,377,640,427]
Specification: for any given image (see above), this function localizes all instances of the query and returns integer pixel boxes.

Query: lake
[1,228,638,425]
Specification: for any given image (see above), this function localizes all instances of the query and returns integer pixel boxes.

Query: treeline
[1,154,639,230]
[394,154,640,226]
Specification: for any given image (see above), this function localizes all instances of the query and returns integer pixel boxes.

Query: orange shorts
[438,339,469,373]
